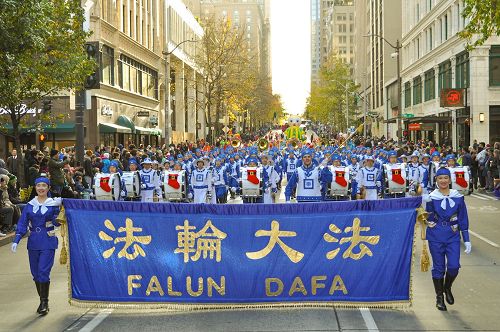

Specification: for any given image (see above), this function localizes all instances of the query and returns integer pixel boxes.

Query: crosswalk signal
[42,99,52,112]
[39,134,46,141]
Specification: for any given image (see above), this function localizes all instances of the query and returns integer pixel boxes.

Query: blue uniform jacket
[425,189,470,243]
[14,197,61,250]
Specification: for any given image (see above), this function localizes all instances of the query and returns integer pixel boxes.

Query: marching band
[87,137,473,204]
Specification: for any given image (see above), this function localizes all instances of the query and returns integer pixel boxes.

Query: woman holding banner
[425,167,471,311]
[10,177,62,316]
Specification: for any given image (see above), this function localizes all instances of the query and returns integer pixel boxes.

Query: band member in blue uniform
[11,177,62,315]
[285,149,332,202]
[425,167,472,311]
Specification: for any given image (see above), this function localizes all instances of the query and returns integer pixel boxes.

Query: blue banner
[63,198,421,308]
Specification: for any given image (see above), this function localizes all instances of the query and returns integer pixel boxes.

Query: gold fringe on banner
[415,206,430,272]
[67,298,411,311]
[57,205,68,265]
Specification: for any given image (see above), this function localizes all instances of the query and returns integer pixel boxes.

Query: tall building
[311,0,321,86]
[353,0,401,138]
[398,0,500,147]
[312,0,354,87]
[0,0,206,153]
[194,0,271,80]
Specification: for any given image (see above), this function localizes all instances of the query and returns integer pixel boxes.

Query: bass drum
[240,167,263,198]
[449,166,471,195]
[327,166,351,199]
[162,170,188,201]
[94,173,122,201]
[384,163,408,195]
[122,171,141,199]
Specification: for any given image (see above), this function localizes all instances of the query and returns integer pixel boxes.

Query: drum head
[133,172,141,196]
[112,174,122,201]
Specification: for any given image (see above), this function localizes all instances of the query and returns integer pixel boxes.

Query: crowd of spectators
[0,134,498,236]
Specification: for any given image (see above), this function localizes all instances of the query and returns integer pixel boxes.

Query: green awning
[3,123,75,133]
[135,126,162,136]
[117,115,135,132]
[44,123,75,133]
[99,123,132,133]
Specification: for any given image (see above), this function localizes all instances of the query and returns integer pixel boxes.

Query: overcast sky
[270,0,311,116]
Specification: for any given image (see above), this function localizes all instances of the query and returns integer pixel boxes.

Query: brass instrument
[231,138,241,149]
[287,138,299,149]
[258,138,269,152]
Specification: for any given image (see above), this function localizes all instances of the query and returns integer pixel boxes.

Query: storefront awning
[406,116,451,124]
[3,122,75,133]
[99,123,132,133]
[135,126,162,136]
[117,115,135,132]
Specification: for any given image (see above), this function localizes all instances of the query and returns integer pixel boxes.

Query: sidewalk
[0,231,14,247]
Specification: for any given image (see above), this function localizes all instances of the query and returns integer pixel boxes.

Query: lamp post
[162,39,197,147]
[364,34,402,142]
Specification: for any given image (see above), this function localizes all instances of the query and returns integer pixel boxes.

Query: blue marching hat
[35,177,50,186]
[431,151,441,158]
[246,157,259,165]
[445,154,456,161]
[388,150,397,157]
[331,153,341,161]
[141,158,153,164]
[436,167,451,177]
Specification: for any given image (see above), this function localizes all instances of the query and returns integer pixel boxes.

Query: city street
[0,193,499,332]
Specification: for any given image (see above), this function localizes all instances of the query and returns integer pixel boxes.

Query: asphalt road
[0,192,499,332]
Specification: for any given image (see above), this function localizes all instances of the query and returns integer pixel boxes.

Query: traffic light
[84,41,100,89]
[42,99,52,112]
[39,134,46,141]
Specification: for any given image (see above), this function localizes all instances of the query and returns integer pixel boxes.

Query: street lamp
[162,39,197,147]
[330,79,351,132]
[363,34,402,142]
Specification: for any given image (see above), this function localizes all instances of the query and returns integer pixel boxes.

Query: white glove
[231,187,237,193]
[187,193,193,199]
[464,242,472,254]
[11,243,17,253]
[285,200,292,204]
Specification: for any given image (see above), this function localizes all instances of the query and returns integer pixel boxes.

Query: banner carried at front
[63,198,421,309]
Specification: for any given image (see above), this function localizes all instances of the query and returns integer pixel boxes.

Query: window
[413,76,422,105]
[101,45,114,86]
[429,27,433,50]
[404,82,411,108]
[456,52,469,88]
[490,46,500,86]
[438,60,452,91]
[424,69,435,101]
[119,54,158,99]
[444,14,448,40]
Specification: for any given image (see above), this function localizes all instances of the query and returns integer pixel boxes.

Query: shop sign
[0,104,42,117]
[137,111,150,117]
[101,105,113,116]
[420,123,434,131]
[408,123,421,131]
[440,89,465,107]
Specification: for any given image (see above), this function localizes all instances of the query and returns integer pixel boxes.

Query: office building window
[424,69,435,101]
[438,60,452,91]
[119,54,158,99]
[101,45,114,86]
[413,76,422,105]
[404,82,411,108]
[456,52,469,88]
[490,46,500,86]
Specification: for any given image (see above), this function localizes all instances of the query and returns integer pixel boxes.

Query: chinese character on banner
[246,220,304,263]
[174,220,227,263]
[99,218,152,260]
[323,218,380,260]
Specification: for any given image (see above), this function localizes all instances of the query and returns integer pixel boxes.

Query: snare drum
[449,166,471,195]
[162,170,188,201]
[327,166,350,198]
[241,167,263,198]
[94,173,122,200]
[121,171,141,198]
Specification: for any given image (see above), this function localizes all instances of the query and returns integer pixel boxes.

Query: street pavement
[0,192,499,332]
